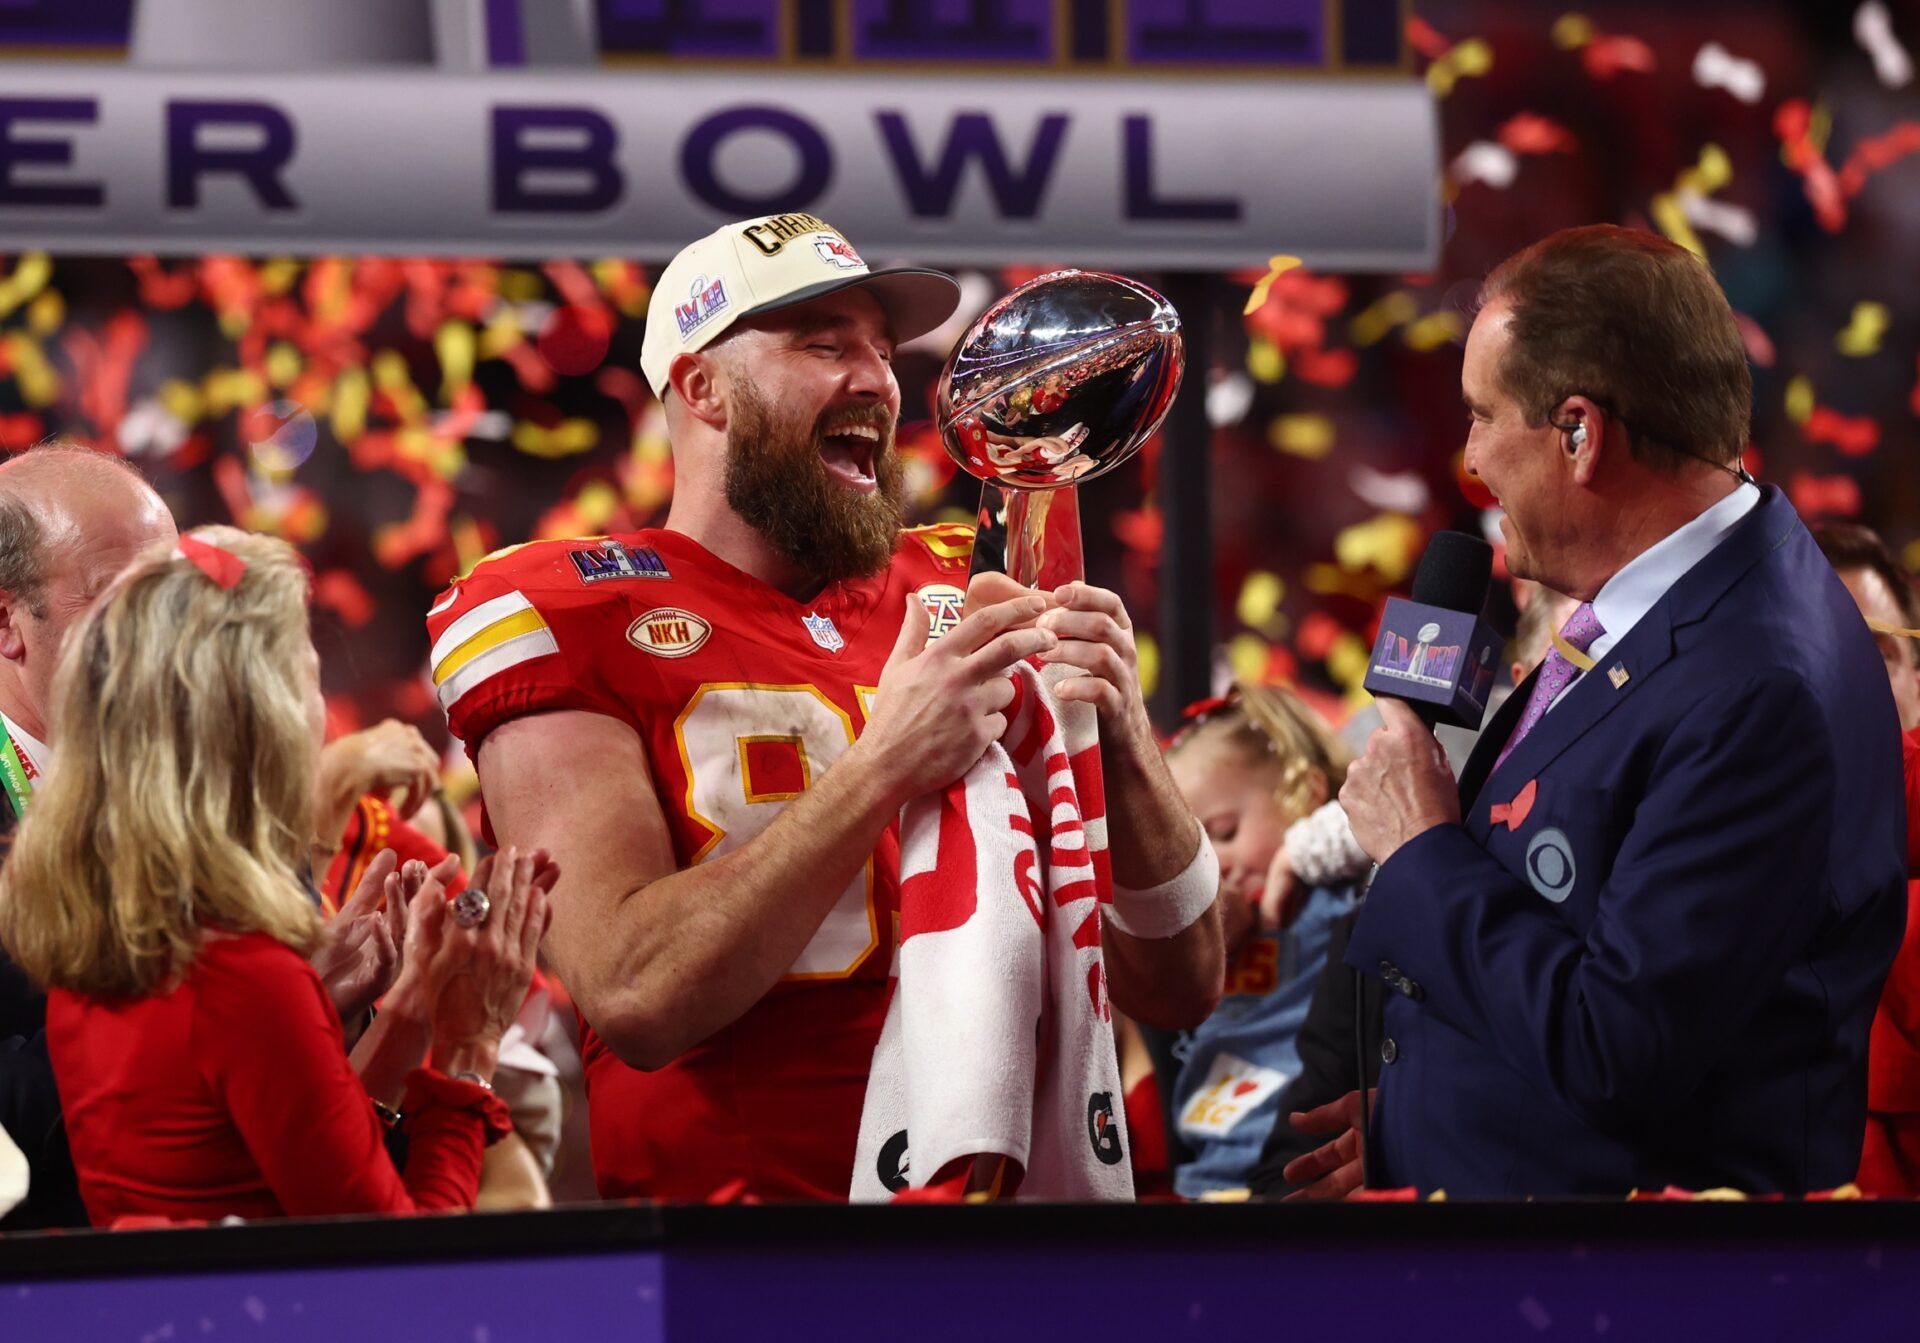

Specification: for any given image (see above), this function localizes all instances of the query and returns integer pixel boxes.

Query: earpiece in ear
[1571,424,1588,449]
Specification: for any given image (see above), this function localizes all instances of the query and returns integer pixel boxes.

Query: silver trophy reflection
[935,270,1185,589]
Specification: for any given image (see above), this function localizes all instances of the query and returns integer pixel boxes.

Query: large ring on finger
[451,887,491,929]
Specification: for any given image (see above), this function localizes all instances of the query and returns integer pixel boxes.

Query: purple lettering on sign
[877,111,1068,219]
[1122,115,1240,222]
[0,97,102,208]
[166,101,299,211]
[0,0,131,50]
[680,106,831,215]
[1126,0,1322,65]
[852,0,1052,62]
[491,106,624,214]
[596,0,782,59]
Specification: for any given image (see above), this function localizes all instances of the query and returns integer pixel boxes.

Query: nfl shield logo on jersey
[802,612,845,653]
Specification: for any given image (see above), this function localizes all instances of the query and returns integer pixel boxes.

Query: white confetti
[1856,1,1914,87]
[1450,141,1518,190]
[1692,42,1766,103]
[1350,465,1431,514]
[1679,189,1759,246]
[1206,371,1254,427]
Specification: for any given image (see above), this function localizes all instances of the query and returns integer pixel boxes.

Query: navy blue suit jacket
[1347,486,1906,1196]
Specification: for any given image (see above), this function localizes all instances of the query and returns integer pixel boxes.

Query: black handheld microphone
[1363,531,1500,732]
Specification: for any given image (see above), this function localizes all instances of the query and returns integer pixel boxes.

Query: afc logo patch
[674,274,729,337]
[569,543,670,584]
[917,583,966,638]
[811,233,864,270]
[627,608,711,658]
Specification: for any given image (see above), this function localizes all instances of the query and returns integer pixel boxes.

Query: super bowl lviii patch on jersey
[569,542,671,584]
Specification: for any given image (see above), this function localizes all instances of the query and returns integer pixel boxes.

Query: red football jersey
[427,523,976,1200]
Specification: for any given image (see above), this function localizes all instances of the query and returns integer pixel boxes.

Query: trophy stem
[967,483,1085,591]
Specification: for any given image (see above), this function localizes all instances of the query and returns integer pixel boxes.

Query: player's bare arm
[480,592,1058,1070]
[1035,579,1226,1029]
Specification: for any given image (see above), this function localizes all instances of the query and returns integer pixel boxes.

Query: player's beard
[724,379,906,583]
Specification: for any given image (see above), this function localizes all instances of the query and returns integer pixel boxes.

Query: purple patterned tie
[1494,602,1605,772]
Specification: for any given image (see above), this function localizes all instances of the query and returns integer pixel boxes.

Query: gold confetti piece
[1197,1187,1252,1203]
[1236,570,1286,628]
[1304,563,1382,600]
[1823,1182,1863,1200]
[265,341,302,389]
[1335,513,1423,583]
[1785,374,1815,424]
[500,269,545,304]
[3,333,58,406]
[0,252,52,321]
[1135,631,1160,699]
[1836,301,1891,357]
[480,309,524,359]
[1551,13,1594,48]
[159,377,204,425]
[332,366,371,443]
[1269,413,1334,458]
[436,319,476,396]
[512,417,600,459]
[25,288,62,335]
[1327,632,1371,687]
[1651,192,1705,259]
[1243,254,1303,316]
[1402,311,1465,351]
[1349,291,1419,346]
[1228,633,1271,683]
[1426,37,1492,96]
[1246,339,1286,384]
[1678,143,1734,194]
[259,257,301,296]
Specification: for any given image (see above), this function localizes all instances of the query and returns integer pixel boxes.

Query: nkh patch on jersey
[802,612,846,653]
[628,608,711,658]
[431,590,560,713]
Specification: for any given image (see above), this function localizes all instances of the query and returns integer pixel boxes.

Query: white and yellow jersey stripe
[430,589,561,714]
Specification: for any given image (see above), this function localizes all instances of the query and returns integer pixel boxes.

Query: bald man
[0,444,175,1228]
[0,445,178,805]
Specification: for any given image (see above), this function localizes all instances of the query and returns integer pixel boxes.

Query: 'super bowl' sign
[0,67,1436,267]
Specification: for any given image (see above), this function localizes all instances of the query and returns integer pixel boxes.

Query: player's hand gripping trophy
[935,271,1185,589]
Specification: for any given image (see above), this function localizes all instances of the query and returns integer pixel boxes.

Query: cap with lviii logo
[640,214,961,396]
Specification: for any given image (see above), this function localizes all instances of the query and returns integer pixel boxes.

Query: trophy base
[966,482,1085,591]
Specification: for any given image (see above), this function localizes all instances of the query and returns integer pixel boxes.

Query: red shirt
[1859,726,1920,1196]
[47,931,506,1226]
[428,525,974,1200]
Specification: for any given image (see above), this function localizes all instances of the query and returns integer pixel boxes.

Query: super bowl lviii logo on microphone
[1364,598,1502,730]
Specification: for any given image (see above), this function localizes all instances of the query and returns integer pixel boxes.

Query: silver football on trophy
[935,270,1185,492]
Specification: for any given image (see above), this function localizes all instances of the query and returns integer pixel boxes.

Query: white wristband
[1105,827,1220,939]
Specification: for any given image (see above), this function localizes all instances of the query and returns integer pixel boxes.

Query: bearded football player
[427,215,1225,1201]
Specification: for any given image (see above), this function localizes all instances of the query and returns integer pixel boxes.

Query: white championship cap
[640,213,961,396]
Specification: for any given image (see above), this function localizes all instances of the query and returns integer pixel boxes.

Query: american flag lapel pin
[1607,663,1630,689]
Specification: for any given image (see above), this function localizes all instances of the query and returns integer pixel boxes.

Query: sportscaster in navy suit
[1285,225,1905,1199]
